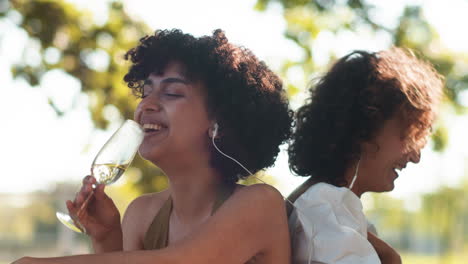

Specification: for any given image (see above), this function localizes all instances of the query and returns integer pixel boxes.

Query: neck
[343,162,365,198]
[162,160,225,223]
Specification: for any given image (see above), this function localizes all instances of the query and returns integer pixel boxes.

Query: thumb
[94,184,108,200]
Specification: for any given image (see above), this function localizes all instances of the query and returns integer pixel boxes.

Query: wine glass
[56,119,144,233]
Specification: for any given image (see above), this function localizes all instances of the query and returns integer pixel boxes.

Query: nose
[408,149,421,164]
[134,96,162,120]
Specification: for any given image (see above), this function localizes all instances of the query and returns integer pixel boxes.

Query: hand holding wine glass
[65,175,122,244]
[56,119,143,237]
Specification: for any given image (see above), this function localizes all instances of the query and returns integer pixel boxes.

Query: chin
[385,185,395,192]
[138,148,162,163]
[382,182,395,192]
[372,182,395,193]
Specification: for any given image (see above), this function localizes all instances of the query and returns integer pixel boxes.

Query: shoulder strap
[143,197,172,250]
[286,177,316,217]
[143,184,234,249]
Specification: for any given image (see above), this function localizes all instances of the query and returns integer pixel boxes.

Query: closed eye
[164,93,183,97]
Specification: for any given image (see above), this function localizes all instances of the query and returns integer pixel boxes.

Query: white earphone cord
[211,136,317,262]
[211,136,299,206]
[349,159,360,189]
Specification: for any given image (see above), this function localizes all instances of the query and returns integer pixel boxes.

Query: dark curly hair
[123,29,293,184]
[288,47,444,186]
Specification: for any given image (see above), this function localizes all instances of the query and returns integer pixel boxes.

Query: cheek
[174,101,210,123]
[134,103,142,121]
[375,139,406,162]
[360,152,388,177]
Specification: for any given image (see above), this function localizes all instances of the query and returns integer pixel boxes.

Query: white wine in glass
[56,119,144,233]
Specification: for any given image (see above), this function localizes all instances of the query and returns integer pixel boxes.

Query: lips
[392,163,407,178]
[393,163,406,172]
[142,123,165,132]
[139,115,168,131]
[137,117,168,140]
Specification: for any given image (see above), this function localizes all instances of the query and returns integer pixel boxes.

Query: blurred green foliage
[364,179,468,260]
[256,0,468,151]
[0,0,167,194]
[3,0,467,196]
[5,0,147,125]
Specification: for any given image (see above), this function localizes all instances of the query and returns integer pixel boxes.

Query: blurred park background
[1,0,468,263]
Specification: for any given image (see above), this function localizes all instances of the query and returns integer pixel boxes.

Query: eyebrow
[144,77,190,86]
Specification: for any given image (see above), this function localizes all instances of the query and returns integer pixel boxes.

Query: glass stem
[77,189,94,217]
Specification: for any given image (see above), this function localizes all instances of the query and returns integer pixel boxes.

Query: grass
[402,251,468,264]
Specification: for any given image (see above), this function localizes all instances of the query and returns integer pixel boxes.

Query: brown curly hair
[288,47,444,186]
[123,29,293,184]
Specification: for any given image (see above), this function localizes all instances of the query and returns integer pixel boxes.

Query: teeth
[143,123,163,131]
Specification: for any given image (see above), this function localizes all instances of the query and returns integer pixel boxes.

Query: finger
[66,200,76,213]
[66,200,81,221]
[94,184,107,200]
[66,200,80,217]
[74,186,87,205]
[75,181,94,205]
[82,175,97,185]
[78,189,97,217]
[67,199,88,218]
[67,199,88,233]
[78,175,96,198]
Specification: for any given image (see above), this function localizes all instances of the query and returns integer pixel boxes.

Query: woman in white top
[287,48,444,264]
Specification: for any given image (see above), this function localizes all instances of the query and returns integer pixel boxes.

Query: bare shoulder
[138,184,290,263]
[200,184,290,262]
[234,183,284,202]
[228,183,286,216]
[122,189,170,250]
[125,189,170,216]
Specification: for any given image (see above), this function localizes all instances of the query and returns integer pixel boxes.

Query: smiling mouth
[142,123,167,133]
[392,164,406,177]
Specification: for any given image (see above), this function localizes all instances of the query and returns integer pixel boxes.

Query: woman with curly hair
[287,48,443,264]
[13,29,293,264]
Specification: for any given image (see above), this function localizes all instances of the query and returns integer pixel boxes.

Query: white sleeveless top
[288,182,381,264]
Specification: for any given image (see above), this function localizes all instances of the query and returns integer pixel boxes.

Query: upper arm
[159,184,291,264]
[121,196,147,250]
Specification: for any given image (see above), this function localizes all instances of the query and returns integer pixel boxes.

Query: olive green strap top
[286,177,316,217]
[143,186,234,250]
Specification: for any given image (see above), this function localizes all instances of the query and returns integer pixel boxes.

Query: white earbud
[212,123,219,138]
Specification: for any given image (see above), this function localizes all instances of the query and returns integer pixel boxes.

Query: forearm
[378,250,402,264]
[14,250,178,264]
[367,232,401,264]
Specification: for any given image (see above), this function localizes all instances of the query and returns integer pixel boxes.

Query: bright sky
[1,0,467,204]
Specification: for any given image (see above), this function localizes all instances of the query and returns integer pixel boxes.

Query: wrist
[91,225,123,253]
